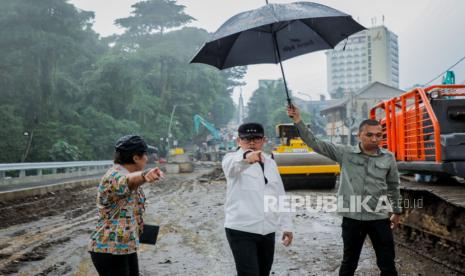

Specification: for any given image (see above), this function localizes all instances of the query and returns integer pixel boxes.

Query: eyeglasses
[241,137,264,143]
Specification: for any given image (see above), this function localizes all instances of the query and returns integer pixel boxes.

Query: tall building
[326,25,399,99]
[236,90,245,124]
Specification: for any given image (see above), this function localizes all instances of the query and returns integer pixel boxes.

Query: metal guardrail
[0,160,113,185]
[0,161,113,172]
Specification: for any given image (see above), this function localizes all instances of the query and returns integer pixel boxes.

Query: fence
[0,161,113,186]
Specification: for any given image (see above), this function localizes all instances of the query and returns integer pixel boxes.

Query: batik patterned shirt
[88,164,146,255]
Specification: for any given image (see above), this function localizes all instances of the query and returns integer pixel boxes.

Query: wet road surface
[0,164,460,275]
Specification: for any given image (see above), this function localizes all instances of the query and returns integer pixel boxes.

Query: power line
[424,55,465,86]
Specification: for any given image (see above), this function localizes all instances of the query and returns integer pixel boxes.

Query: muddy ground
[0,163,461,275]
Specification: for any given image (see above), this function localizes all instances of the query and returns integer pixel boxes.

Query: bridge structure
[0,161,113,200]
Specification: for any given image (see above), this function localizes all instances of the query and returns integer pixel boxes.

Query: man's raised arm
[287,105,346,163]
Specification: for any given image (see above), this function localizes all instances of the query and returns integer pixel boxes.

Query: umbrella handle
[287,100,294,119]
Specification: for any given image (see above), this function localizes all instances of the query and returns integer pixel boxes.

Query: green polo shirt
[295,121,402,220]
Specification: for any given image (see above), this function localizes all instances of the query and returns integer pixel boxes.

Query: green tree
[0,0,105,162]
[108,4,243,146]
[245,80,312,137]
[116,0,193,34]
[0,0,244,162]
[49,140,81,161]
[0,106,27,163]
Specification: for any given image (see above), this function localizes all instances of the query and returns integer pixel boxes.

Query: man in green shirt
[287,105,402,276]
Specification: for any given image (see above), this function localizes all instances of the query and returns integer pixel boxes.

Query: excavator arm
[193,114,221,140]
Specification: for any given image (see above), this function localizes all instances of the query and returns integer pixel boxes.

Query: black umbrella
[190,1,365,105]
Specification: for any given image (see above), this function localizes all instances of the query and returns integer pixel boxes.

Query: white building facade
[326,25,399,99]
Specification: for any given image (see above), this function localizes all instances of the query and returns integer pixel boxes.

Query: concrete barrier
[179,162,194,173]
[166,153,194,173]
[169,153,191,163]
[165,163,180,174]
[1,168,108,186]
[0,177,100,202]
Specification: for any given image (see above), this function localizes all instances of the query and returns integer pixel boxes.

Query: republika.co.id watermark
[264,195,423,213]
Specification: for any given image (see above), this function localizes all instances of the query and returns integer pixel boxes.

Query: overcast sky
[70,0,465,104]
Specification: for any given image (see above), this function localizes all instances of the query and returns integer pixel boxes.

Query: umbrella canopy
[190,1,365,104]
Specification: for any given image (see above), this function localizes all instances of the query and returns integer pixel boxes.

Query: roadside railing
[0,161,113,186]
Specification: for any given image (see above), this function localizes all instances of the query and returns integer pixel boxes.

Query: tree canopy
[0,0,244,162]
[244,80,312,138]
[115,0,194,36]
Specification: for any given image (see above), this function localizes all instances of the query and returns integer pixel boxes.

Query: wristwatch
[141,169,150,182]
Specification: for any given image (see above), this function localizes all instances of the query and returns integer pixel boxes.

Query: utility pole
[167,103,193,150]
[167,104,178,150]
[21,131,33,162]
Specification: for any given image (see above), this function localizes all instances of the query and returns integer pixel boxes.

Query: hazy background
[70,0,465,104]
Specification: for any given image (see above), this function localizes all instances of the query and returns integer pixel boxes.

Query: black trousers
[225,228,275,276]
[89,251,139,276]
[339,217,397,276]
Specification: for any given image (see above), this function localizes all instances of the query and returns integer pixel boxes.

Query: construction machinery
[193,114,226,161]
[370,84,465,271]
[194,114,221,141]
[272,123,340,190]
[370,84,465,178]
[169,147,185,156]
[442,70,455,85]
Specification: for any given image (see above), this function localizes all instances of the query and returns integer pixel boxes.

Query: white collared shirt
[222,149,293,235]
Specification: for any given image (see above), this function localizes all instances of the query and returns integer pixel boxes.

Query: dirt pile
[0,186,96,229]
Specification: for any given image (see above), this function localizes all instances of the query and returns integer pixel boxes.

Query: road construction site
[0,163,460,275]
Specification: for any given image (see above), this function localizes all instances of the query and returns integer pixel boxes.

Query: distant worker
[287,105,402,276]
[222,123,293,276]
[88,135,164,276]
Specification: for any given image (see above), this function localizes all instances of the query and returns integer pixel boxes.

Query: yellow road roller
[272,124,340,190]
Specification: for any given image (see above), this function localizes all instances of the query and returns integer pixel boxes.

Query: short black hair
[113,135,148,164]
[113,151,146,165]
[359,119,381,133]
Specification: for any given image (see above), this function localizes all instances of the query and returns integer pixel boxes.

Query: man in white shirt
[222,122,293,276]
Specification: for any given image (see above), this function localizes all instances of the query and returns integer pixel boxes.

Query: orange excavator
[370,84,465,271]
